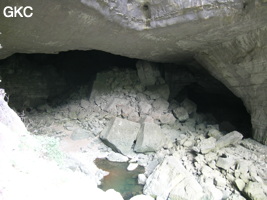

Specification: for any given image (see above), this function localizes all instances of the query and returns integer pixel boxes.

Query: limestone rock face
[100,117,141,155]
[0,0,267,144]
[195,26,267,145]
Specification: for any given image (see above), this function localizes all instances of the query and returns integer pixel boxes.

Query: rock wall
[195,26,267,144]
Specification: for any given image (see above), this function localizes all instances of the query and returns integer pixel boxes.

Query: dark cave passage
[0,50,252,138]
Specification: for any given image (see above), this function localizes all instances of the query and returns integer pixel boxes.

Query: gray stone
[104,98,129,115]
[100,117,141,155]
[159,113,176,125]
[138,101,152,115]
[127,163,139,171]
[216,131,243,149]
[172,107,189,122]
[138,174,147,185]
[152,98,169,113]
[181,98,197,115]
[243,181,267,200]
[208,129,223,140]
[235,179,246,191]
[70,129,93,140]
[106,151,129,162]
[134,122,165,153]
[144,155,204,200]
[136,60,161,86]
[216,157,236,171]
[197,137,217,154]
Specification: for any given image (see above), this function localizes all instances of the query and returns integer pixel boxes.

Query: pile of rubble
[24,61,267,200]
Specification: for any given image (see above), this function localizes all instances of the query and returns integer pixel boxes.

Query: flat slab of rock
[134,122,165,153]
[100,117,141,155]
[216,131,243,149]
[144,155,204,200]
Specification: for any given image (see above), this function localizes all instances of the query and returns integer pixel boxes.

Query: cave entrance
[0,50,252,138]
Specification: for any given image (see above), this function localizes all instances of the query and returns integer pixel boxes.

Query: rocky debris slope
[23,63,267,200]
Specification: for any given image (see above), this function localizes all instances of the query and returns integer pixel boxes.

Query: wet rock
[136,60,161,86]
[172,107,189,122]
[243,181,267,200]
[144,155,204,200]
[100,117,141,155]
[134,122,165,153]
[106,151,129,162]
[138,174,147,185]
[129,194,154,200]
[127,163,138,171]
[216,131,243,149]
[104,189,124,200]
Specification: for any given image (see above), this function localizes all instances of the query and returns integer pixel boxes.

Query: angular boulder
[172,107,189,122]
[216,131,243,149]
[134,122,165,153]
[100,117,141,155]
[136,60,161,86]
[144,156,204,200]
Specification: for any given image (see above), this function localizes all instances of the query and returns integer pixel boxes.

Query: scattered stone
[100,117,141,155]
[106,151,129,162]
[134,122,165,153]
[127,163,139,171]
[159,113,176,124]
[208,128,223,140]
[105,189,124,200]
[216,156,236,171]
[181,98,197,114]
[104,98,129,115]
[214,176,227,187]
[128,112,140,122]
[243,181,267,200]
[136,60,161,86]
[152,98,169,113]
[235,179,246,191]
[138,174,147,185]
[196,137,216,154]
[172,107,189,122]
[138,101,152,115]
[80,99,90,109]
[129,194,154,200]
[70,129,93,140]
[216,131,243,149]
[144,155,204,200]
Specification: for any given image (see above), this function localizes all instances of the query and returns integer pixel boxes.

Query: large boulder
[136,60,161,86]
[144,155,204,200]
[134,122,165,153]
[100,117,141,155]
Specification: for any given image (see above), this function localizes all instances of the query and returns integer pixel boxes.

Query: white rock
[216,131,243,149]
[181,98,197,114]
[130,194,154,200]
[127,163,138,171]
[106,151,129,162]
[138,174,147,185]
